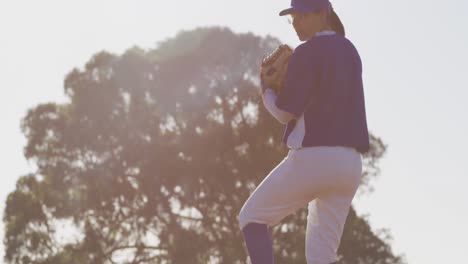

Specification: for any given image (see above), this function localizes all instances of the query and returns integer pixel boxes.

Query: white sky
[1,0,467,263]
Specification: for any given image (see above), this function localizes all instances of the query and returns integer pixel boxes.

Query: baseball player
[238,0,370,263]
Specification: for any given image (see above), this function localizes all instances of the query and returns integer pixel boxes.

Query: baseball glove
[260,44,293,94]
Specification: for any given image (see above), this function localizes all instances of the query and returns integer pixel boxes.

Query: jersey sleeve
[275,44,320,118]
[262,88,294,124]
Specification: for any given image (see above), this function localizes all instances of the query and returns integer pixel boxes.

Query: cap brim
[279,7,294,16]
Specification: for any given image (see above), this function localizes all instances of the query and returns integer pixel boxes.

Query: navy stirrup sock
[241,223,274,264]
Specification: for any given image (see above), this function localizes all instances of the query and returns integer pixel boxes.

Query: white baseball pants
[238,146,363,264]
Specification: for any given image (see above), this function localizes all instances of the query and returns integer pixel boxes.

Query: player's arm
[275,44,319,118]
[260,78,296,124]
[261,86,296,124]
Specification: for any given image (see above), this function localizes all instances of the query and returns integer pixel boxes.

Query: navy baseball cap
[279,0,331,16]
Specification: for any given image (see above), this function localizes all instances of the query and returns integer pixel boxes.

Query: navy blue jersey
[275,32,370,154]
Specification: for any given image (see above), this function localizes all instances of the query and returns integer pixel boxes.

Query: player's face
[289,10,329,41]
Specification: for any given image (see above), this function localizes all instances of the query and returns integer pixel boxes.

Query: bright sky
[1,0,467,263]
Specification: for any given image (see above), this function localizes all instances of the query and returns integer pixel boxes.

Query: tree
[4,26,406,264]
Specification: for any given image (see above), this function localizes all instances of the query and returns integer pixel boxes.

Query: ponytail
[330,9,345,36]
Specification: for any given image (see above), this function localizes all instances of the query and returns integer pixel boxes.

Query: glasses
[286,13,304,24]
